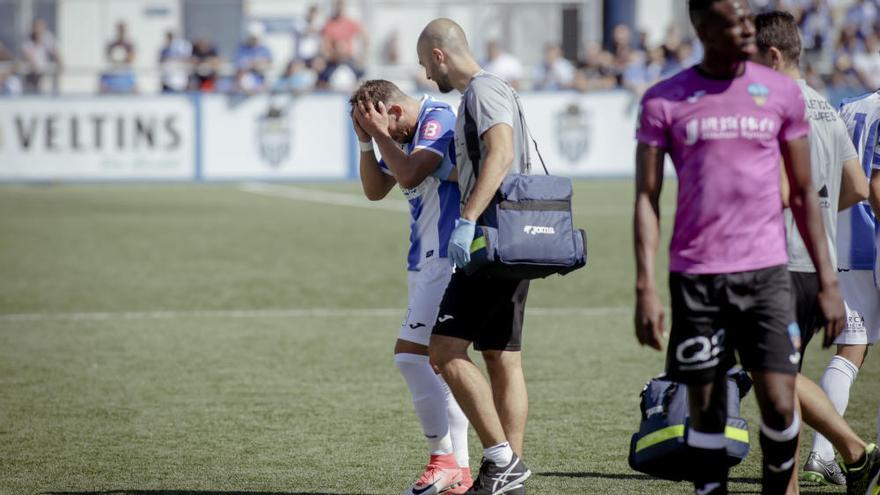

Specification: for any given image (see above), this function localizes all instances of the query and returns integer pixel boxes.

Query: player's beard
[435,73,454,93]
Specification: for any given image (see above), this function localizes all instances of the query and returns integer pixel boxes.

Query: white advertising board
[200,93,350,180]
[519,91,639,176]
[0,96,195,181]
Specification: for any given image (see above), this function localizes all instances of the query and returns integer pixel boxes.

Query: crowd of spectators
[2,0,880,101]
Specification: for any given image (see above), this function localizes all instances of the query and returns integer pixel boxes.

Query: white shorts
[834,270,880,346]
[398,257,453,346]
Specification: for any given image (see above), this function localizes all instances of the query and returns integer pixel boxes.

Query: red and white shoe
[446,467,473,494]
[401,453,463,495]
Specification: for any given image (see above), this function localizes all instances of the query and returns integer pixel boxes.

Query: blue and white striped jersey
[838,92,880,271]
[380,96,460,272]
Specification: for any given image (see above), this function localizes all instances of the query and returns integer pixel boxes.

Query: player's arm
[634,142,666,351]
[460,123,513,222]
[780,161,790,208]
[373,138,443,189]
[353,114,396,201]
[781,136,846,346]
[839,157,869,211]
[870,168,880,218]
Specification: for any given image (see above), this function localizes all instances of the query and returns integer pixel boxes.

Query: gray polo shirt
[786,79,858,272]
[454,70,529,209]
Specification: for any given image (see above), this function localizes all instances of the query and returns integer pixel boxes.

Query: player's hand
[818,285,846,348]
[351,113,371,143]
[356,99,391,138]
[635,289,665,351]
[448,218,476,269]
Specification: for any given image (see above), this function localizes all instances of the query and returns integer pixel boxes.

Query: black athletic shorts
[790,270,824,370]
[666,265,800,384]
[432,270,529,351]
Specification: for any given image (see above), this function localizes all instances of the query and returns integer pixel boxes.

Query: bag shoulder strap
[463,74,550,176]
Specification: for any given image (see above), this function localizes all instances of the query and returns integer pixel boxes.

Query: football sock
[484,442,514,467]
[760,413,800,495]
[395,353,453,455]
[687,428,729,494]
[813,355,859,461]
[441,377,471,468]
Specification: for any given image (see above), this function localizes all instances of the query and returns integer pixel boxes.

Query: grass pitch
[0,181,877,495]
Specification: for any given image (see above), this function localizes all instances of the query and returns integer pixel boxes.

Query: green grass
[0,181,876,495]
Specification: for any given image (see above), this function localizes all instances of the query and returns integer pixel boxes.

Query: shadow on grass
[43,492,378,495]
[538,471,764,485]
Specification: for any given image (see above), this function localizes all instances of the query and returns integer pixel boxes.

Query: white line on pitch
[239,182,409,212]
[0,306,630,322]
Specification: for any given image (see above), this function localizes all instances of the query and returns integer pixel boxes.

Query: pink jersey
[637,62,810,274]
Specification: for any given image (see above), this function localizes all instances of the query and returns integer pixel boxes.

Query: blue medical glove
[448,218,476,269]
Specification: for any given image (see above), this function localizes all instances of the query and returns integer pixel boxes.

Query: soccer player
[418,18,531,495]
[634,1,848,494]
[807,48,880,490]
[350,79,472,495]
[753,11,880,491]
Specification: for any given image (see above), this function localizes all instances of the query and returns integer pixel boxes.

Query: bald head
[418,18,471,57]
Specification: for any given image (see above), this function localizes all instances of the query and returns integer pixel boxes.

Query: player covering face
[350,80,473,495]
[634,1,846,494]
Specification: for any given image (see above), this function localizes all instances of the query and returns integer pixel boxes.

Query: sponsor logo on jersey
[409,322,426,329]
[748,83,770,107]
[556,103,591,163]
[421,119,443,140]
[684,114,777,145]
[438,314,454,322]
[258,104,291,167]
[523,225,556,235]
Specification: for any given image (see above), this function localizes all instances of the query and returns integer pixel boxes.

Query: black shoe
[803,451,846,485]
[845,443,880,495]
[465,454,531,495]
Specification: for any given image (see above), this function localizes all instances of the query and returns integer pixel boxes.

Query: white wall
[58,0,181,94]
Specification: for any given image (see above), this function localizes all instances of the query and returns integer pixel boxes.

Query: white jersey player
[812,90,880,464]
[350,79,472,495]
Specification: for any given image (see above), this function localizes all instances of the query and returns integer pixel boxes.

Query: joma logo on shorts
[523,225,556,235]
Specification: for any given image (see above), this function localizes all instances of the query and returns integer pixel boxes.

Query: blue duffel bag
[461,91,587,280]
[628,367,753,482]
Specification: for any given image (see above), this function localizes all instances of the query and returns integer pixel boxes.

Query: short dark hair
[755,11,802,65]
[349,79,404,110]
[688,0,724,28]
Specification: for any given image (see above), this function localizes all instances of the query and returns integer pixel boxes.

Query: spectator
[320,0,366,68]
[532,42,575,90]
[574,41,617,91]
[316,39,359,91]
[21,18,60,93]
[380,30,400,65]
[293,5,322,65]
[0,42,21,95]
[159,31,191,93]
[190,38,220,91]
[853,33,880,90]
[235,23,273,90]
[100,21,136,94]
[482,40,524,90]
[106,21,135,66]
[274,59,316,95]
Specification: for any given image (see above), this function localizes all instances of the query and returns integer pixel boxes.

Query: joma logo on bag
[523,225,556,235]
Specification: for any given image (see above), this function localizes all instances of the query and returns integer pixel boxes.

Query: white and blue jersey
[838,92,880,272]
[380,96,460,272]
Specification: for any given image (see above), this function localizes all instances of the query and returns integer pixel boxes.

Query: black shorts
[790,270,824,369]
[666,265,800,385]
[432,270,529,351]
